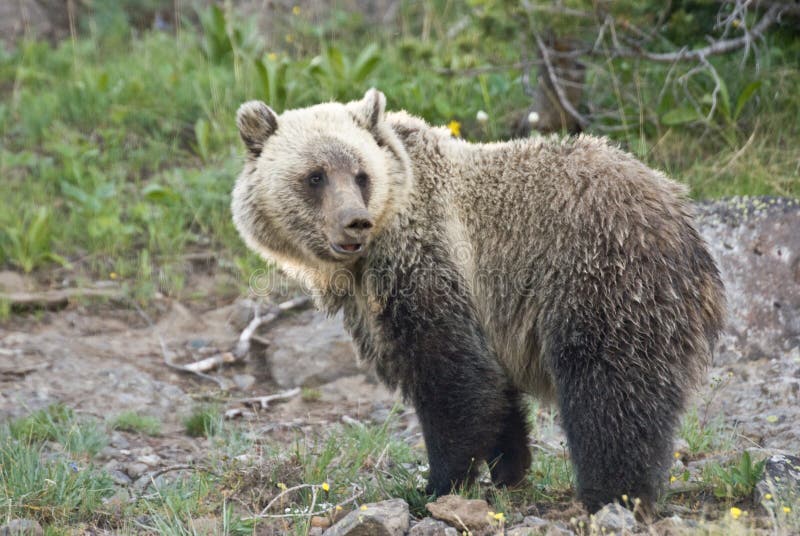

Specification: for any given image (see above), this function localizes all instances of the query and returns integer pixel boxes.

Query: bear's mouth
[331,242,364,255]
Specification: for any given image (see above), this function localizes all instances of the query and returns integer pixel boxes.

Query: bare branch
[532,31,590,129]
[595,3,785,63]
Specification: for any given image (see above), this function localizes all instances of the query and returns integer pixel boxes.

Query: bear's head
[231,89,412,280]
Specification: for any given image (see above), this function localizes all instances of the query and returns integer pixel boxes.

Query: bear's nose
[345,216,374,231]
[340,208,374,234]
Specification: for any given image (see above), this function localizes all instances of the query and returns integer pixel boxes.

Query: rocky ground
[1,196,799,535]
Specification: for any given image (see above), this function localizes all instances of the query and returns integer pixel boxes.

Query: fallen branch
[234,295,312,358]
[236,387,301,410]
[180,352,237,373]
[1,287,123,312]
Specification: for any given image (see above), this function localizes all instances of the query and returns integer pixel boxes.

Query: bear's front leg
[377,266,525,496]
[408,356,513,496]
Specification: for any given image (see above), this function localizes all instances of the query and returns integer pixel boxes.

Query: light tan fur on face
[231,91,413,292]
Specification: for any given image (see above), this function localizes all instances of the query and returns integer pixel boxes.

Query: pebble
[408,517,458,536]
[592,503,636,532]
[124,462,149,479]
[137,454,161,466]
[233,373,256,391]
[324,499,409,536]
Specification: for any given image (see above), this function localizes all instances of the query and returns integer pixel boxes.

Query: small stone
[324,499,409,536]
[0,519,44,536]
[95,445,120,461]
[513,517,576,536]
[311,516,331,529]
[110,432,130,449]
[137,454,161,466]
[125,462,149,479]
[233,374,256,391]
[109,469,132,486]
[592,503,636,532]
[425,495,491,532]
[408,517,458,536]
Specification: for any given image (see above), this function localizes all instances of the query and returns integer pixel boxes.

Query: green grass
[109,411,162,436]
[184,406,223,438]
[0,1,797,283]
[9,404,107,457]
[0,433,114,526]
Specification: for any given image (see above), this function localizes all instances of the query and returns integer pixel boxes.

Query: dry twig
[236,387,301,410]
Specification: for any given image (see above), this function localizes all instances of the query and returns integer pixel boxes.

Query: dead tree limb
[532,30,590,129]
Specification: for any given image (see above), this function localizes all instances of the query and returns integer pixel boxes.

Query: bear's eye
[307,172,325,187]
[355,172,369,188]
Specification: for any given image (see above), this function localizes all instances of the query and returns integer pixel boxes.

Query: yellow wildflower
[292,6,301,15]
[335,505,343,511]
[493,512,505,522]
[764,493,772,500]
[360,505,368,511]
[621,494,628,502]
[670,475,677,483]
[784,506,792,513]
[110,272,118,280]
[674,451,681,459]
[277,482,287,490]
[447,120,461,138]
[321,482,330,492]
[267,52,278,61]
[730,507,742,519]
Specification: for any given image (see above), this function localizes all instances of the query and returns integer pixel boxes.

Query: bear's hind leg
[488,388,532,488]
[549,323,684,515]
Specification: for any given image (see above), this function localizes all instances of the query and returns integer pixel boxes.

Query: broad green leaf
[661,107,701,126]
[734,80,762,120]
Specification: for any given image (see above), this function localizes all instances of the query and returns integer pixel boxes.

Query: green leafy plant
[308,44,382,101]
[703,451,766,499]
[0,207,68,272]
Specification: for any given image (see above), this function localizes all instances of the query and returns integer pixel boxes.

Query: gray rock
[324,499,409,536]
[0,519,43,536]
[696,197,800,450]
[125,462,149,479]
[756,454,800,506]
[233,373,256,391]
[507,520,575,536]
[408,517,458,536]
[268,310,363,388]
[110,432,130,449]
[109,469,133,486]
[592,503,636,532]
[696,197,800,363]
[137,454,161,466]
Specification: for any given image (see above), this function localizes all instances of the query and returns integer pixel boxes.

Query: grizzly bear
[231,89,725,514]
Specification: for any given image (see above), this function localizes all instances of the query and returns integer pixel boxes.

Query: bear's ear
[236,101,278,158]
[349,88,386,131]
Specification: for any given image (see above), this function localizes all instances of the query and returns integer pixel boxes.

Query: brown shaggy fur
[231,89,726,514]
